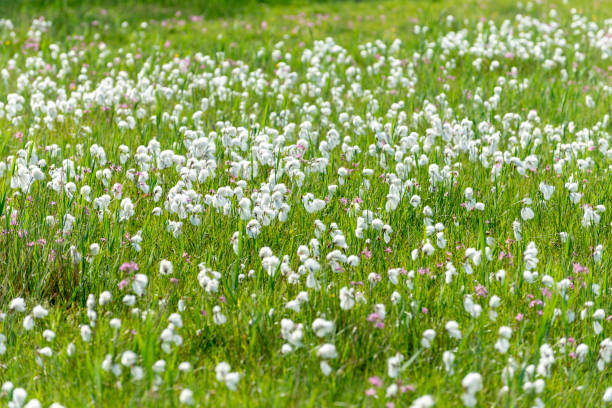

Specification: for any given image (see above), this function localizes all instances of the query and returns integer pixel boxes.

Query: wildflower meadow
[0,0,611,406]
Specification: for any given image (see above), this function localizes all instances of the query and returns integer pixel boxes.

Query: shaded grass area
[1,0,611,49]
[1,0,382,27]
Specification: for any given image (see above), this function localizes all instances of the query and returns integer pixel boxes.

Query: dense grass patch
[0,0,610,407]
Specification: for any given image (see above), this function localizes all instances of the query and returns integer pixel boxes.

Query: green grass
[0,0,611,407]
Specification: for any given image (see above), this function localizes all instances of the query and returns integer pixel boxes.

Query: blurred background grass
[1,0,611,34]
[1,0,379,20]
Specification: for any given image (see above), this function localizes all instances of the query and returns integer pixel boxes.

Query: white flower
[215,362,240,390]
[442,350,455,373]
[132,274,148,296]
[80,325,92,342]
[119,197,135,221]
[312,318,334,337]
[280,319,303,347]
[320,360,332,376]
[520,207,534,221]
[9,298,26,312]
[110,318,122,329]
[179,389,194,405]
[102,355,113,372]
[66,343,75,356]
[42,330,56,342]
[99,291,112,306]
[422,240,435,256]
[387,352,404,378]
[495,338,511,354]
[121,350,138,367]
[386,383,398,398]
[159,259,173,275]
[152,360,166,374]
[539,182,555,200]
[445,321,462,339]
[411,395,435,408]
[131,366,144,380]
[421,329,436,349]
[586,95,595,108]
[213,306,227,325]
[1,381,13,394]
[24,399,41,408]
[339,287,356,310]
[462,372,483,407]
[123,295,137,306]
[316,343,338,359]
[603,387,612,403]
[23,315,35,331]
[32,305,48,319]
[576,344,589,362]
[11,388,27,407]
[224,372,240,390]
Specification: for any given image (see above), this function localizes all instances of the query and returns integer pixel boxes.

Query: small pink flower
[474,284,488,297]
[118,279,129,290]
[367,313,380,323]
[400,384,416,393]
[119,261,139,272]
[368,376,382,387]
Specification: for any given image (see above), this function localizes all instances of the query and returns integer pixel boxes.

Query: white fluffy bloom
[9,298,26,312]
[179,389,194,405]
[132,274,148,296]
[411,395,435,408]
[32,305,48,319]
[445,321,462,339]
[215,362,240,390]
[387,352,404,378]
[339,287,356,310]
[316,343,338,359]
[603,387,612,403]
[312,318,334,337]
[461,372,483,407]
[159,259,173,275]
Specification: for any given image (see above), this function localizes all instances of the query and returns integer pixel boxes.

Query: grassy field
[0,0,611,406]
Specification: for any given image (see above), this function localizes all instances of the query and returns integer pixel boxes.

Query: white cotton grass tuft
[159,259,173,275]
[215,362,240,390]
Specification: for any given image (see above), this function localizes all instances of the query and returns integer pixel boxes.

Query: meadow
[0,0,611,406]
